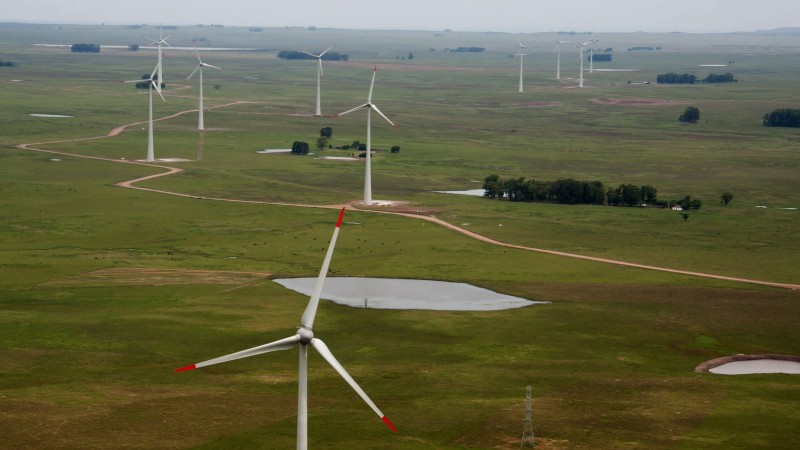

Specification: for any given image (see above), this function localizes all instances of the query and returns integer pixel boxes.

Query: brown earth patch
[44,267,271,287]
[519,101,561,108]
[592,97,684,106]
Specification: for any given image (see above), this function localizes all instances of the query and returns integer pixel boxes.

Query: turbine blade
[336,103,370,118]
[367,66,377,102]
[300,208,345,329]
[149,63,159,81]
[193,43,203,64]
[204,63,223,71]
[370,104,396,128]
[300,50,319,58]
[175,334,301,372]
[187,64,201,80]
[152,81,167,104]
[311,338,397,432]
[318,44,335,57]
[318,59,324,78]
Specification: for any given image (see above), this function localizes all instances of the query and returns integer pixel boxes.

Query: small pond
[273,277,542,311]
[709,359,800,375]
[433,189,485,197]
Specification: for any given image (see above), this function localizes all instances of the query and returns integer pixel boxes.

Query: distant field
[0,23,798,449]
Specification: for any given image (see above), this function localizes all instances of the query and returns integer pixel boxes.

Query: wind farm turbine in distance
[554,40,570,80]
[145,27,171,88]
[335,67,398,206]
[301,44,335,116]
[589,36,600,73]
[516,41,526,93]
[187,43,223,131]
[578,40,592,88]
[122,61,167,162]
[176,208,397,450]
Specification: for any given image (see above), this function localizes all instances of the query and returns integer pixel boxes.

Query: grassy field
[1,23,799,449]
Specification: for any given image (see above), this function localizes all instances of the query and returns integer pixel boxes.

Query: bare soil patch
[44,267,271,287]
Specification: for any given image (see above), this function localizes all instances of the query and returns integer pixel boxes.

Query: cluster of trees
[128,44,139,51]
[590,53,612,62]
[679,106,700,123]
[703,73,737,83]
[71,43,100,53]
[763,109,800,127]
[482,175,702,210]
[291,141,310,155]
[628,46,661,51]
[249,27,263,32]
[657,73,697,84]
[134,74,165,89]
[0,59,19,67]
[445,47,485,52]
[277,50,348,61]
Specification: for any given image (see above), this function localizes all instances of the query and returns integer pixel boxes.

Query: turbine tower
[516,41,526,93]
[578,40,592,88]
[187,43,223,131]
[554,40,570,80]
[122,61,167,162]
[301,44,335,116]
[589,36,599,73]
[176,208,397,450]
[145,27,171,88]
[335,67,398,206]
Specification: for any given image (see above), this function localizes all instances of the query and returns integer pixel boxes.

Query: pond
[273,277,542,311]
[709,359,800,375]
[433,189,485,197]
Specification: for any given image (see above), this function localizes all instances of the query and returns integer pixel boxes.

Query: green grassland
[1,23,799,449]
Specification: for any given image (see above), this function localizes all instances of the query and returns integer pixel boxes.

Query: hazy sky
[3,0,799,33]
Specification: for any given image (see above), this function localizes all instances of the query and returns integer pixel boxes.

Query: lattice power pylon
[520,385,535,447]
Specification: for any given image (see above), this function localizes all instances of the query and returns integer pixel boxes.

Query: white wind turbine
[335,67,398,206]
[301,44,335,116]
[176,208,397,450]
[187,43,223,131]
[554,40,570,80]
[578,40,592,88]
[516,41,526,93]
[589,36,599,73]
[122,61,167,162]
[145,27,171,88]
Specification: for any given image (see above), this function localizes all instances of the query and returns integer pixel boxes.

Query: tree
[763,109,800,128]
[408,52,414,60]
[291,141,310,155]
[721,192,734,206]
[128,44,139,51]
[390,145,401,153]
[679,106,700,124]
[482,175,502,199]
[71,43,100,53]
[316,137,328,151]
[320,127,332,138]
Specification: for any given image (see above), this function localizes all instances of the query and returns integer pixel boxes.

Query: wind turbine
[335,67,397,206]
[145,27,171,88]
[122,61,167,162]
[554,40,570,80]
[578,40,592,88]
[187,43,223,131]
[516,41,526,93]
[176,208,397,450]
[589,36,600,73]
[301,44,335,116]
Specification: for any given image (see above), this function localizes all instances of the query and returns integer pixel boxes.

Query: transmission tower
[520,385,535,447]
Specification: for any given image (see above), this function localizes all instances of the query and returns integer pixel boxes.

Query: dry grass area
[43,267,271,287]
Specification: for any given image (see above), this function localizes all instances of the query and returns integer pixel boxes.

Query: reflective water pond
[273,277,542,311]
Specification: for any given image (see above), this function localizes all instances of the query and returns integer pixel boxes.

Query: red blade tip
[382,416,397,433]
[175,364,196,373]
[336,207,346,228]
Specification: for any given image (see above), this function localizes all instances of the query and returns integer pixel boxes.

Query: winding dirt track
[13,100,800,291]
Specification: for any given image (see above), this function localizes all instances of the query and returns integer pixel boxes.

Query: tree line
[277,50,348,61]
[657,72,736,84]
[71,43,100,53]
[590,53,612,62]
[483,175,702,209]
[444,47,485,53]
[0,59,19,67]
[763,109,800,127]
